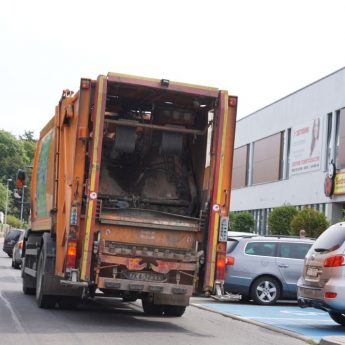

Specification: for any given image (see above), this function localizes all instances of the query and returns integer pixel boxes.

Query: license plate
[125,271,166,282]
[306,267,319,277]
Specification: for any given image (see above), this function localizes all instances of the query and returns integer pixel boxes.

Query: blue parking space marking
[202,304,345,342]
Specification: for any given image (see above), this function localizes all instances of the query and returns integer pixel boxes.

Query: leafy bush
[229,212,254,233]
[290,208,330,238]
[6,215,22,228]
[340,209,345,222]
[268,205,298,235]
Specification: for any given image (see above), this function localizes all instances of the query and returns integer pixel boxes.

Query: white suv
[297,222,345,325]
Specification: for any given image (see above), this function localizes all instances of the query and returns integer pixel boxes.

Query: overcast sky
[1,0,344,137]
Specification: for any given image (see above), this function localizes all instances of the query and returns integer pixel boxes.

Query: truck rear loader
[21,72,237,315]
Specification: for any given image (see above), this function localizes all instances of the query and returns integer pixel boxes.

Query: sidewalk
[191,298,345,345]
[321,337,345,345]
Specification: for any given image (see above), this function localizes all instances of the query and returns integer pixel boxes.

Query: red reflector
[217,242,227,252]
[81,79,90,89]
[66,241,77,268]
[324,255,345,267]
[225,256,235,265]
[325,292,337,298]
[216,253,226,281]
[229,97,237,107]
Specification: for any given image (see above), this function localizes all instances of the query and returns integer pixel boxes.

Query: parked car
[2,228,24,257]
[11,231,24,269]
[297,222,345,326]
[225,235,314,305]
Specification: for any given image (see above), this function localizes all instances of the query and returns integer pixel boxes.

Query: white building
[230,67,345,234]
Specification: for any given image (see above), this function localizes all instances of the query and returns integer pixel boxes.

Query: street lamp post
[4,178,12,225]
[20,185,27,223]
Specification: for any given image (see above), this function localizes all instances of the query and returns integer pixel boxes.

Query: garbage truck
[20,72,237,316]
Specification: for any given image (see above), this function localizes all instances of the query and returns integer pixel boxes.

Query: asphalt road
[0,240,307,345]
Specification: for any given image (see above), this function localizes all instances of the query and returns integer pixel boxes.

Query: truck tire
[58,297,81,310]
[23,274,36,295]
[329,311,345,326]
[142,296,164,316]
[164,305,186,317]
[36,246,57,309]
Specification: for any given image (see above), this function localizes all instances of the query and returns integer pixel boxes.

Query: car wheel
[329,311,345,326]
[12,256,20,269]
[251,276,281,305]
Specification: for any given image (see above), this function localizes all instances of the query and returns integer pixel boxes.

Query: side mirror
[16,169,26,189]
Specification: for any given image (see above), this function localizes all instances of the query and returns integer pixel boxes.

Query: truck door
[203,92,237,292]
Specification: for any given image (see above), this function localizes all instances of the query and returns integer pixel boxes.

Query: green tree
[0,182,6,212]
[229,212,255,233]
[6,214,23,228]
[0,129,36,220]
[0,130,27,183]
[268,205,298,235]
[340,209,345,222]
[290,208,330,238]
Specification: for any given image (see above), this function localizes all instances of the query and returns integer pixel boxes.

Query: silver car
[297,222,345,325]
[11,231,24,269]
[225,235,314,305]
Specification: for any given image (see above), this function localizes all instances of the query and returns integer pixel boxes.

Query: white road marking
[246,316,331,322]
[0,290,26,334]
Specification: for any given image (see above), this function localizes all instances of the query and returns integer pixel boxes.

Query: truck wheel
[329,311,345,326]
[36,247,57,309]
[164,305,186,317]
[58,297,81,310]
[142,297,164,316]
[23,273,36,295]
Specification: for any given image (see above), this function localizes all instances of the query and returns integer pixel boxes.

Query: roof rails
[263,235,315,240]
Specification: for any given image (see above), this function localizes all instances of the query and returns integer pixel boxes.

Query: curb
[320,336,345,345]
[191,303,317,345]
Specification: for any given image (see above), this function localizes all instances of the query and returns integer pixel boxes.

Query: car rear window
[278,242,312,259]
[245,242,277,257]
[313,226,345,252]
[227,239,239,254]
[5,230,22,241]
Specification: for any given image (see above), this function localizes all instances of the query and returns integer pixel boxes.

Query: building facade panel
[230,67,345,234]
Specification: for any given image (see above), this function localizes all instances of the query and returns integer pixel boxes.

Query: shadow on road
[0,290,210,338]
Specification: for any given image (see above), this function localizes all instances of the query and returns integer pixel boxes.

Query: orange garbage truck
[21,73,237,315]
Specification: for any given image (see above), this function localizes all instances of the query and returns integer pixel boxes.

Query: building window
[285,128,291,179]
[252,132,283,185]
[336,108,345,169]
[232,144,249,189]
[326,113,332,169]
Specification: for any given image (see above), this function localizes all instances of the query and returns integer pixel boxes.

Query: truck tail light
[225,256,235,265]
[18,241,23,250]
[325,292,337,298]
[215,253,226,281]
[66,240,77,269]
[324,255,345,267]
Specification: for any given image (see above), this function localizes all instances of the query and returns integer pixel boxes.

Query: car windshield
[6,230,22,240]
[313,226,345,252]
